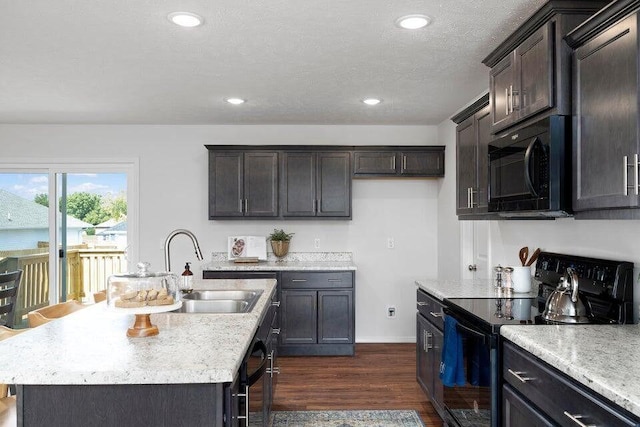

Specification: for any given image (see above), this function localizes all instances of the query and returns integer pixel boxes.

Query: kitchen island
[0,278,277,426]
[501,324,640,420]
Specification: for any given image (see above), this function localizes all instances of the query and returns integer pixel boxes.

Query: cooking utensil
[525,248,541,267]
[542,267,590,324]
[518,247,529,266]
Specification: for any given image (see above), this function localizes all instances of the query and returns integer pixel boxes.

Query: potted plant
[268,228,294,259]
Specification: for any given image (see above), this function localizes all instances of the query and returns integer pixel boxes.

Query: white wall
[0,124,440,342]
[435,119,640,318]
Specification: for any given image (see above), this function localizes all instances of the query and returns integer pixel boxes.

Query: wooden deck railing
[0,246,127,324]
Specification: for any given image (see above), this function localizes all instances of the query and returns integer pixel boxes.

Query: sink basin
[177,289,263,313]
[181,290,262,301]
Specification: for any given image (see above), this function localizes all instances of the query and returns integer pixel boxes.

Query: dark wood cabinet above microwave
[482,0,608,134]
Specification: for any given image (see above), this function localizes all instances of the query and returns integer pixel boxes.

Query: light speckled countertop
[0,279,276,385]
[501,324,640,418]
[203,251,357,271]
[415,278,538,300]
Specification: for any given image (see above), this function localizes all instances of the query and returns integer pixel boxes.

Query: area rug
[271,410,426,427]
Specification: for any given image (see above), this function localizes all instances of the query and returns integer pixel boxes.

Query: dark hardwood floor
[272,343,443,426]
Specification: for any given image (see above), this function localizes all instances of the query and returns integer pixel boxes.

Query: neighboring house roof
[95,218,120,229]
[0,189,92,230]
[98,221,127,235]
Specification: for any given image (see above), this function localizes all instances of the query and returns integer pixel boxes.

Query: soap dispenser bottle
[181,262,193,293]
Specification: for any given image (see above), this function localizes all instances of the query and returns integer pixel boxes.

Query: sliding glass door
[0,163,136,327]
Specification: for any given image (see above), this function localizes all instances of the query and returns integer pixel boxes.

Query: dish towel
[439,315,466,387]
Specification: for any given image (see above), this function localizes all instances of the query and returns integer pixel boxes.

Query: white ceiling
[0,0,547,125]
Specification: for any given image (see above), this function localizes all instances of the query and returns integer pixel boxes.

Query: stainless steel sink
[177,289,263,313]
[181,290,262,301]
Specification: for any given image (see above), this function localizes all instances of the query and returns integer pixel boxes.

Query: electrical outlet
[387,306,396,318]
[314,238,320,249]
[387,237,395,249]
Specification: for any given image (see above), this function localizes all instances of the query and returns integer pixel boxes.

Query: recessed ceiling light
[168,12,204,28]
[226,98,246,105]
[396,14,431,30]
[362,98,382,106]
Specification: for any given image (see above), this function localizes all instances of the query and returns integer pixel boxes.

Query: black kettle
[542,267,590,323]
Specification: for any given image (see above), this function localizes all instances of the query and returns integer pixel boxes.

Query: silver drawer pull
[417,302,428,306]
[271,301,281,307]
[327,279,342,282]
[564,411,596,427]
[291,279,307,282]
[271,328,281,335]
[508,368,533,383]
[429,311,443,318]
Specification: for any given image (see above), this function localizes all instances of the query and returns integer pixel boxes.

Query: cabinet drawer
[503,341,637,427]
[281,272,353,289]
[416,289,444,330]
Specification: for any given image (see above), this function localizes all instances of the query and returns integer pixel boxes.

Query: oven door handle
[524,136,542,198]
[246,340,268,387]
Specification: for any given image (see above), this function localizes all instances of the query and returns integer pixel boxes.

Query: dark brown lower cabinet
[502,341,640,426]
[279,271,355,356]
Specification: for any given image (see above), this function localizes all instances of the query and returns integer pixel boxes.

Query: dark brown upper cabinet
[281,151,351,218]
[352,147,444,177]
[452,95,492,218]
[483,1,608,134]
[566,1,640,219]
[208,150,278,218]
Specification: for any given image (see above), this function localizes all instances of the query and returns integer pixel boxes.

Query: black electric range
[438,252,635,427]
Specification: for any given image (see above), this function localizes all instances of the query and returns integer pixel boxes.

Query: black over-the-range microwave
[488,115,572,218]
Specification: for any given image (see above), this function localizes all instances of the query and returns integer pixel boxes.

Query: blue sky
[0,173,126,201]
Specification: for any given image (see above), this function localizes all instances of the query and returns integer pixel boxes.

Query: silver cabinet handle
[426,331,433,350]
[271,301,281,307]
[391,155,396,170]
[245,199,248,212]
[470,188,476,208]
[267,350,280,376]
[417,301,428,306]
[624,155,628,196]
[239,199,243,213]
[633,154,638,196]
[403,155,407,171]
[236,385,250,426]
[327,278,342,282]
[271,328,281,335]
[429,311,443,318]
[564,411,596,427]
[509,85,514,113]
[508,368,533,383]
[423,330,428,353]
[468,264,477,271]
[505,88,509,116]
[291,279,307,283]
[467,187,472,209]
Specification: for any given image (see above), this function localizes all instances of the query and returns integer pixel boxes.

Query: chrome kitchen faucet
[163,229,204,272]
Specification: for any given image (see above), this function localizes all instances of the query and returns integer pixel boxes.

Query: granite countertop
[203,251,357,271]
[501,324,640,418]
[415,278,538,300]
[0,278,276,386]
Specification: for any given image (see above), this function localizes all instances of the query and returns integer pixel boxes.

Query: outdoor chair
[0,270,22,329]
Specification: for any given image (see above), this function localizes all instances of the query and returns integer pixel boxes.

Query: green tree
[102,193,127,220]
[66,192,108,225]
[34,193,49,207]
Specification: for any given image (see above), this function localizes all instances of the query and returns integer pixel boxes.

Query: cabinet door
[244,152,278,217]
[515,22,554,120]
[353,151,398,175]
[400,151,444,176]
[475,105,491,213]
[280,290,317,345]
[281,152,316,216]
[456,116,476,215]
[416,315,432,396]
[490,53,516,132]
[318,290,353,344]
[573,13,639,211]
[431,325,444,411]
[502,384,555,427]
[209,151,243,218]
[317,152,351,217]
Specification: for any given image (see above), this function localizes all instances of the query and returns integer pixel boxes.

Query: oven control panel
[534,252,633,301]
